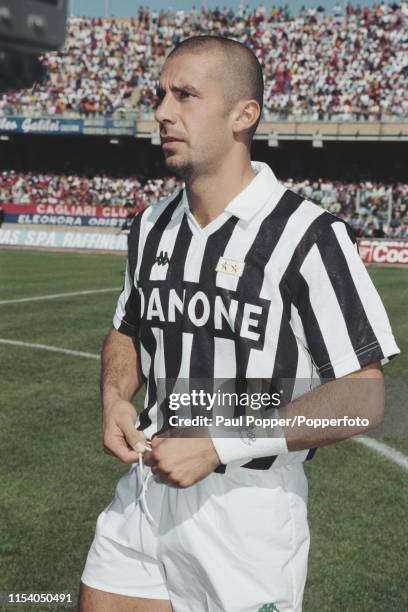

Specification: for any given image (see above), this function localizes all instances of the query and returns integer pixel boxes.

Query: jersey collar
[175,161,282,223]
[224,161,282,221]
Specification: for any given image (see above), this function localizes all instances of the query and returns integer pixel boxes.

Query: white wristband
[211,433,288,465]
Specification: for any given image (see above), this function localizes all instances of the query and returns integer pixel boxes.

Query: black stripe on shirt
[314,221,382,368]
[189,215,239,382]
[138,327,159,432]
[233,190,304,381]
[138,191,183,285]
[128,209,144,278]
[157,216,194,435]
[237,189,304,300]
[117,211,144,336]
[288,272,334,378]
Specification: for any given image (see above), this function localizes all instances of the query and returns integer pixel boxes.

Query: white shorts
[81,462,309,612]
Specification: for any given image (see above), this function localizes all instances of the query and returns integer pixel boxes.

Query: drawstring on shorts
[134,440,158,527]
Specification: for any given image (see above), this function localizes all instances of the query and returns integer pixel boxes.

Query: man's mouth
[161,137,182,144]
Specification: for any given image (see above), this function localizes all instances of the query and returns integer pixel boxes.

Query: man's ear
[232,99,261,137]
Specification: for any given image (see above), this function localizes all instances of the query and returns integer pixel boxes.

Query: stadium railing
[1,108,408,124]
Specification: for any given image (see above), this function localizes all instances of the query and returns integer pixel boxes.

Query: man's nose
[154,93,176,124]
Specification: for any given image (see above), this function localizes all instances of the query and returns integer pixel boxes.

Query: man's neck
[185,156,257,228]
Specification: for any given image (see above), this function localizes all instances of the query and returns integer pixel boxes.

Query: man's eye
[179,91,192,99]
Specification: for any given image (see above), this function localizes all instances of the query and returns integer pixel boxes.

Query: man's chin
[164,156,192,179]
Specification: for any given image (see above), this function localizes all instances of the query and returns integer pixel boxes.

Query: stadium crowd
[286,178,408,237]
[0,2,407,120]
[0,171,179,211]
[1,170,407,238]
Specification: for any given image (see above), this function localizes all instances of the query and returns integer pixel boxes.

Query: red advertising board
[358,240,408,265]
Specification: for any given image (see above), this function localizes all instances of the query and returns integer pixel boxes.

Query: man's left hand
[143,429,221,488]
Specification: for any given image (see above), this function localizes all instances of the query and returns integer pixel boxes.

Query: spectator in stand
[388,211,402,236]
[363,220,378,238]
[347,211,364,237]
[0,3,407,120]
[374,222,386,238]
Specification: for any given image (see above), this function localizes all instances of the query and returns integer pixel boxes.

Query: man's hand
[103,399,146,464]
[143,430,221,488]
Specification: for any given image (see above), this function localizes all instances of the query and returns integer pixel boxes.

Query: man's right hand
[103,399,146,464]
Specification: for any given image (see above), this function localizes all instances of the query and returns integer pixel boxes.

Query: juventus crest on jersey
[113,162,399,471]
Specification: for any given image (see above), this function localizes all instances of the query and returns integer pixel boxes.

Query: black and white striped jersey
[113,161,399,470]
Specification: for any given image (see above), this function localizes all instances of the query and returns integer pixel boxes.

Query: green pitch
[0,250,407,611]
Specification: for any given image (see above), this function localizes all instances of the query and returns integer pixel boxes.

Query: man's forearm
[100,328,147,463]
[280,364,384,450]
[211,363,384,465]
[101,327,143,410]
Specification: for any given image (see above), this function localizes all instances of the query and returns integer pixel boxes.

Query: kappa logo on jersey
[155,250,170,266]
[258,604,280,612]
[216,256,245,277]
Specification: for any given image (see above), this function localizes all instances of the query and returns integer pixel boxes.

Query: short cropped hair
[166,35,264,141]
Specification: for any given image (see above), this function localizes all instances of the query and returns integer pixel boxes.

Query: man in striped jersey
[80,37,399,612]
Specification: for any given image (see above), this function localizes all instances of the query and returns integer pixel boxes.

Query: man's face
[154,52,233,179]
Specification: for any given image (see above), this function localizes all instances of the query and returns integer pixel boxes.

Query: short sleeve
[112,213,143,337]
[287,215,400,379]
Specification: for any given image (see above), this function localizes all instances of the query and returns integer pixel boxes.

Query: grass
[0,250,407,611]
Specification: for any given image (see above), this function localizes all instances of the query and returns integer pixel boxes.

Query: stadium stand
[0,2,407,120]
[0,170,179,209]
[0,4,406,242]
[1,170,407,237]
